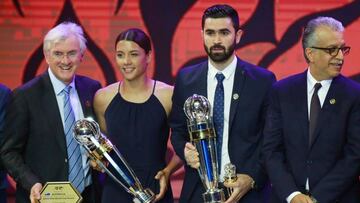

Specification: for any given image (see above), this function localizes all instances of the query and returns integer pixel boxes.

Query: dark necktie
[63,86,85,192]
[213,73,225,170]
[309,83,322,146]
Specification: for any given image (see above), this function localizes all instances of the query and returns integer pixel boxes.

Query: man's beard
[204,42,236,63]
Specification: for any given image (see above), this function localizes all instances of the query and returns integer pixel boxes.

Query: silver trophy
[184,94,225,203]
[73,118,155,203]
[224,163,237,197]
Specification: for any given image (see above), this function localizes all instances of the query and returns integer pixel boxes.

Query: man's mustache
[210,45,225,51]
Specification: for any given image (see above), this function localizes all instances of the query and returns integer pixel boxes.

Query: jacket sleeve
[0,85,11,170]
[262,86,299,200]
[169,72,189,162]
[0,89,40,191]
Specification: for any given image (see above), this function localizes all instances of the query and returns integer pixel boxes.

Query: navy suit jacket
[263,71,360,203]
[170,58,276,203]
[0,84,11,191]
[0,72,102,202]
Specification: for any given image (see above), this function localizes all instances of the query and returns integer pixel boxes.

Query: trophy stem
[200,140,214,182]
[202,188,225,203]
[134,188,155,203]
[98,156,133,195]
[103,152,134,183]
[112,146,144,189]
[197,169,207,189]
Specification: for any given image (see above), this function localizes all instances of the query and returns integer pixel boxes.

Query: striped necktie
[62,85,85,193]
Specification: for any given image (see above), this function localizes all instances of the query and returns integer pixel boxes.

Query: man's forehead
[203,17,234,30]
[50,47,80,53]
[50,42,80,52]
[314,26,344,47]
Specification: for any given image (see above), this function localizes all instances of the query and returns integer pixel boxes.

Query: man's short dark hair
[202,4,240,31]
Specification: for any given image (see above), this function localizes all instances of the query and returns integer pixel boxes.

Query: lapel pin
[233,93,239,100]
[329,98,336,105]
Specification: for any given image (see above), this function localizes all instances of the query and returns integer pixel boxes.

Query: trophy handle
[194,140,209,190]
[102,150,135,185]
[112,146,144,190]
[88,137,138,195]
[195,139,218,190]
[112,146,156,203]
[95,159,133,194]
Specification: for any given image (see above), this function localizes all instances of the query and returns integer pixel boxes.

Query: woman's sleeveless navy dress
[101,81,173,203]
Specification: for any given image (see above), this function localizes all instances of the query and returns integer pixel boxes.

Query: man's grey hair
[302,16,344,63]
[43,22,87,54]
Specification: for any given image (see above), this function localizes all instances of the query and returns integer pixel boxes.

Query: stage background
[1,0,360,199]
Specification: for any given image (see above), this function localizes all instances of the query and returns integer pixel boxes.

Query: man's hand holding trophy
[183,94,254,203]
[183,94,225,203]
[223,164,254,203]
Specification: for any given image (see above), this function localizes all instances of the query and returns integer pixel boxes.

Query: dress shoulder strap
[117,81,121,93]
[152,80,157,94]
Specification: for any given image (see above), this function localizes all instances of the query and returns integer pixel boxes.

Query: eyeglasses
[311,46,351,56]
[51,50,80,60]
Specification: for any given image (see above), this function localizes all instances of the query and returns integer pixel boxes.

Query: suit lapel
[229,59,246,130]
[197,63,208,98]
[75,77,93,118]
[40,72,67,154]
[293,72,310,147]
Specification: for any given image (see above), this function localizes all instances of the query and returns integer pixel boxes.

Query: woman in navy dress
[94,28,182,203]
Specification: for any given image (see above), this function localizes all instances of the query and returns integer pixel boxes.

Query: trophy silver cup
[73,118,155,203]
[184,94,225,203]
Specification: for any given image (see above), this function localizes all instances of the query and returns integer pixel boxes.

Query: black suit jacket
[0,72,102,202]
[0,84,11,191]
[263,71,360,203]
[170,58,276,203]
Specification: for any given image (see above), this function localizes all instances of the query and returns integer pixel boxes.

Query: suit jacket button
[65,158,68,163]
[307,160,312,165]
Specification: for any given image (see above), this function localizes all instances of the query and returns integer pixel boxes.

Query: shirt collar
[48,68,76,96]
[307,68,332,92]
[208,56,237,80]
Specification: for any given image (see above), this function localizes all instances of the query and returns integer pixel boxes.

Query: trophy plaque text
[39,182,82,203]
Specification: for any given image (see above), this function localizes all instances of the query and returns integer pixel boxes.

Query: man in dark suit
[170,4,276,203]
[0,84,11,203]
[262,16,360,203]
[0,22,102,203]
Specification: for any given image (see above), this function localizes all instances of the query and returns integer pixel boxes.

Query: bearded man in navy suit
[170,4,276,203]
[263,16,360,203]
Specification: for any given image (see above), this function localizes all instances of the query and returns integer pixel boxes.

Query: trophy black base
[133,188,155,203]
[202,189,225,203]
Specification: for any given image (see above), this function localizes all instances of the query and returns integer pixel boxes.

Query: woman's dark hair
[115,28,151,54]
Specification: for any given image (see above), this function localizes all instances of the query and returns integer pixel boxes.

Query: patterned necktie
[213,73,225,170]
[309,83,322,146]
[62,86,85,193]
